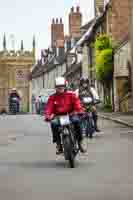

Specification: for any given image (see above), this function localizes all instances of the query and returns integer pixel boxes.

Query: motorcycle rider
[75,77,101,133]
[9,88,21,113]
[44,77,86,154]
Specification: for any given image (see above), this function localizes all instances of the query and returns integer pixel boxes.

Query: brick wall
[111,0,129,44]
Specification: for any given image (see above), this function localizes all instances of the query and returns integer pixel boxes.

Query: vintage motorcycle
[80,97,96,138]
[52,114,80,168]
[10,97,19,114]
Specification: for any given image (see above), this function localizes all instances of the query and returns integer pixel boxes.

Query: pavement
[99,111,133,128]
[0,114,133,199]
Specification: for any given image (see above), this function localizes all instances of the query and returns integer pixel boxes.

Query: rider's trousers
[50,116,82,144]
[92,110,98,130]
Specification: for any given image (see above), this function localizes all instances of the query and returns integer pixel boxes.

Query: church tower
[0,36,35,113]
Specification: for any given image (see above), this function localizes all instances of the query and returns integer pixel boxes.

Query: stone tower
[0,35,35,113]
[69,6,82,39]
[51,18,64,48]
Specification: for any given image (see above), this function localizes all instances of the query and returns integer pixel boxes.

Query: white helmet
[12,88,17,91]
[55,77,66,87]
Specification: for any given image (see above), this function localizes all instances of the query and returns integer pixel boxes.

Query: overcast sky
[0,0,94,58]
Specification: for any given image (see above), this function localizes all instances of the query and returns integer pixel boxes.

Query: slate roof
[80,18,95,31]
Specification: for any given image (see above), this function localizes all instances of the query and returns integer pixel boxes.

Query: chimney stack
[69,6,82,39]
[51,17,64,48]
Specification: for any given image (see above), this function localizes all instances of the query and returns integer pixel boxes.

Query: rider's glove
[45,117,50,122]
[44,114,55,122]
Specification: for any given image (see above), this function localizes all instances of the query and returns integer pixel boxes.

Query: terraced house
[32,0,133,113]
[31,6,82,94]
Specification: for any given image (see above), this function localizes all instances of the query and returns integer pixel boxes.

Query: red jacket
[44,91,83,118]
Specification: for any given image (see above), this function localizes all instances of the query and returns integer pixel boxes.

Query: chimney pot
[71,7,74,12]
[52,18,55,24]
[76,6,80,12]
[60,18,62,24]
[56,18,58,24]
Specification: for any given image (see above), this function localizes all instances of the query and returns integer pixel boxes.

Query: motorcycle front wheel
[63,135,75,168]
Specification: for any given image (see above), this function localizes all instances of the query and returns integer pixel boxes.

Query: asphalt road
[0,114,133,200]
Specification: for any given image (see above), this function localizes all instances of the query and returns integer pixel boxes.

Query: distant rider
[75,77,101,132]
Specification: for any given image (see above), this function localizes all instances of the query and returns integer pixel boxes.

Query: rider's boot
[75,124,87,153]
[56,143,63,155]
[56,134,63,155]
[93,112,101,132]
[78,140,87,153]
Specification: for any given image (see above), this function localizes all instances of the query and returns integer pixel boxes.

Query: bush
[95,49,113,82]
[95,35,112,51]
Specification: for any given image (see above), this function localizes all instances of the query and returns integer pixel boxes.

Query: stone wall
[129,0,133,111]
[82,44,89,77]
[0,51,35,113]
[114,41,130,112]
[32,62,67,97]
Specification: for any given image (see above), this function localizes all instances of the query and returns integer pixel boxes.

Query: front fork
[62,126,79,156]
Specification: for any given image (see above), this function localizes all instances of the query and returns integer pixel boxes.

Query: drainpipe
[112,49,115,112]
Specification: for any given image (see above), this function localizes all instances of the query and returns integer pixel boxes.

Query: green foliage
[95,34,112,51]
[103,103,113,112]
[94,34,113,108]
[103,96,112,112]
[90,42,94,48]
[95,49,113,82]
